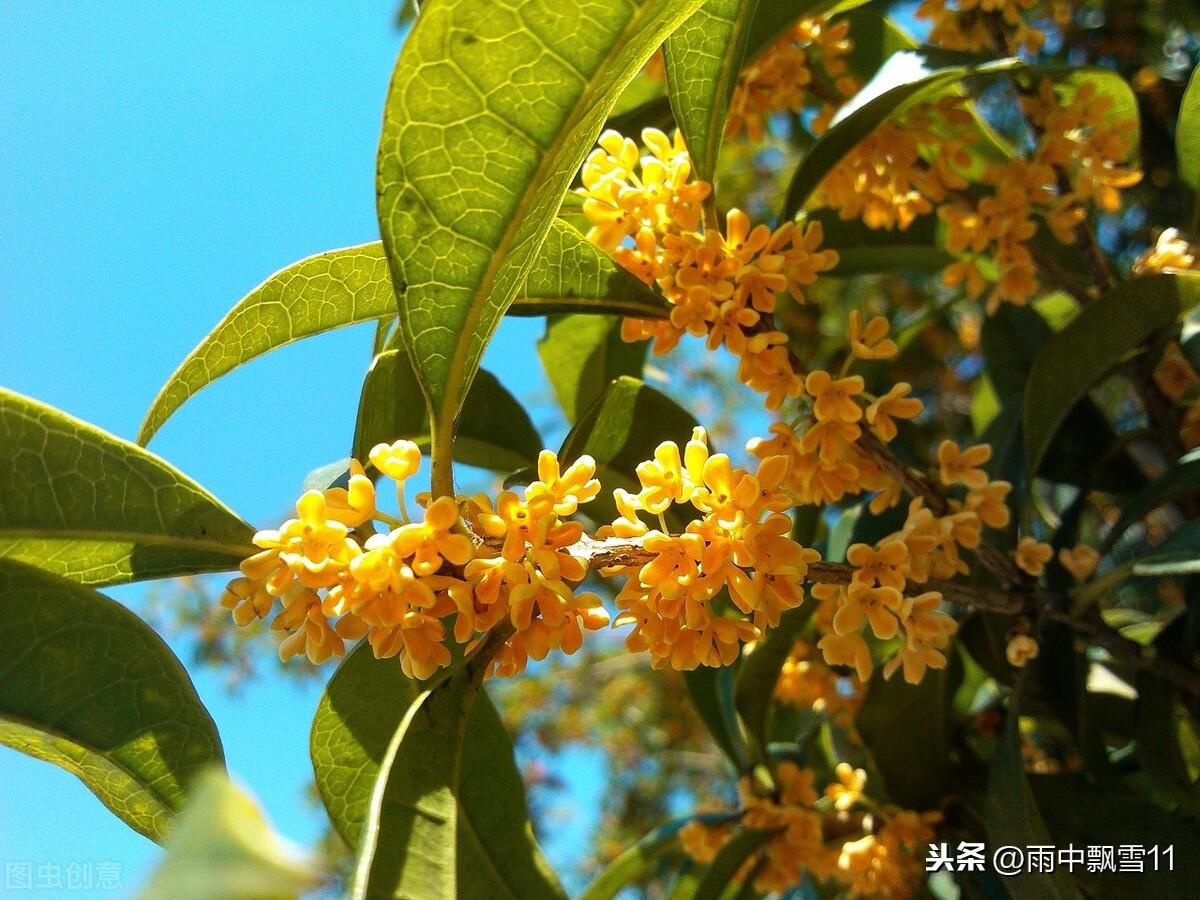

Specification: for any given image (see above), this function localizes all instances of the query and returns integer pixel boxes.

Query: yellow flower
[527,450,600,516]
[847,540,908,590]
[635,440,688,514]
[834,583,902,640]
[1006,634,1039,667]
[825,762,867,810]
[805,370,865,424]
[1058,544,1100,581]
[389,496,474,576]
[1015,536,1053,576]
[369,439,421,482]
[965,480,1012,529]
[936,440,991,489]
[1135,228,1199,275]
[848,311,898,360]
[322,459,376,527]
[865,382,923,443]
[818,630,873,683]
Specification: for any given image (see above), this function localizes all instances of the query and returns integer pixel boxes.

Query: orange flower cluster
[579,128,839,410]
[818,97,976,231]
[1149,340,1200,448]
[679,761,938,897]
[745,336,921,509]
[726,17,859,141]
[916,0,1046,55]
[806,441,1013,684]
[220,442,610,679]
[600,429,821,670]
[939,79,1141,311]
[774,638,862,724]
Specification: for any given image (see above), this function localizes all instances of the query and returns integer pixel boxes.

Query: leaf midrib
[0,528,253,558]
[428,1,665,477]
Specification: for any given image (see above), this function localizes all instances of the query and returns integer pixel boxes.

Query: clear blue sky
[0,3,595,895]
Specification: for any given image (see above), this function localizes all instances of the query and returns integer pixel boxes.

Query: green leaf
[580,815,732,900]
[812,209,952,275]
[136,770,321,900]
[985,700,1080,900]
[559,376,699,527]
[1135,671,1200,817]
[1024,274,1194,476]
[377,0,703,496]
[352,350,542,472]
[0,387,253,586]
[515,220,669,320]
[538,315,647,424]
[663,0,760,183]
[0,560,222,842]
[1102,447,1200,554]
[138,243,395,445]
[685,827,772,900]
[684,664,749,772]
[139,225,666,446]
[734,606,811,765]
[316,646,564,900]
[1178,64,1200,229]
[855,650,963,808]
[782,52,1023,218]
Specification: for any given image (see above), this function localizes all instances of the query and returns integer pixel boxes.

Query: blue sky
[0,3,595,895]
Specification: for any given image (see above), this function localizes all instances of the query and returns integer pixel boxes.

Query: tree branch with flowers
[4,0,1200,897]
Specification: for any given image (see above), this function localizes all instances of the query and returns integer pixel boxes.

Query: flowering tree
[4,0,1200,897]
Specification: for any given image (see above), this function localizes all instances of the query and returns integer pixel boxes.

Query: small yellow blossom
[1006,634,1040,667]
[1015,537,1053,576]
[1058,544,1100,581]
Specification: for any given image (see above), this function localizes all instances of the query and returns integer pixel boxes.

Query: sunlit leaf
[0,387,253,586]
[1178,63,1200,229]
[684,663,748,772]
[377,0,704,495]
[664,0,761,184]
[314,646,564,899]
[0,560,222,842]
[139,223,665,445]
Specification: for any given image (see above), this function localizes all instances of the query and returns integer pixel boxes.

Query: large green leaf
[136,770,320,900]
[352,350,542,472]
[1179,64,1200,230]
[0,560,222,842]
[138,224,666,445]
[684,664,748,772]
[513,220,669,319]
[0,387,253,586]
[377,0,703,496]
[580,815,733,900]
[1023,274,1194,476]
[315,646,564,900]
[985,699,1080,900]
[681,827,772,900]
[734,606,811,766]
[538,315,647,424]
[855,650,963,809]
[559,376,699,527]
[663,0,760,184]
[782,52,1022,218]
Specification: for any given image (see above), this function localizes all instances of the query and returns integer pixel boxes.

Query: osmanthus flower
[865,383,923,443]
[680,759,938,897]
[774,639,862,723]
[916,0,1043,54]
[1059,544,1100,581]
[1152,341,1200,401]
[1135,228,1200,274]
[1015,536,1054,576]
[1006,633,1040,667]
[847,311,898,360]
[221,440,613,679]
[725,16,858,142]
[936,439,992,489]
[601,433,819,670]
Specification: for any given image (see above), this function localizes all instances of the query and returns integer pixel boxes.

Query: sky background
[0,3,603,895]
